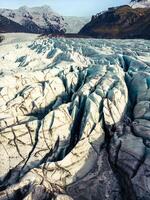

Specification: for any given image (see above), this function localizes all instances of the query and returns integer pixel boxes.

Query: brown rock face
[79,5,150,39]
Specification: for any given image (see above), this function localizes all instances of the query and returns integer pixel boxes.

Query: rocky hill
[79,5,150,39]
[0,6,66,34]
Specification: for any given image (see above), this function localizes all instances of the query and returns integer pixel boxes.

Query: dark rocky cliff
[79,5,150,39]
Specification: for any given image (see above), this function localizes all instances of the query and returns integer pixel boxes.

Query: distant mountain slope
[79,5,150,39]
[63,16,90,33]
[0,6,66,34]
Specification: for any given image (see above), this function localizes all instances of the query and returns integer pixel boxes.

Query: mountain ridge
[0,5,66,34]
[0,5,90,34]
[79,5,150,39]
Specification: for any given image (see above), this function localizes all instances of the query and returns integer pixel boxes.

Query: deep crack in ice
[0,35,150,200]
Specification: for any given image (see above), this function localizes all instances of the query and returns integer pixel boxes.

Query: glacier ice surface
[0,34,150,200]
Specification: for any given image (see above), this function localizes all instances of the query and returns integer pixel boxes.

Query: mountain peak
[18,5,28,10]
[18,5,53,13]
[41,5,52,9]
[0,5,66,34]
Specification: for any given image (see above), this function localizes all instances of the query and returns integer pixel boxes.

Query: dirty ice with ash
[0,33,150,200]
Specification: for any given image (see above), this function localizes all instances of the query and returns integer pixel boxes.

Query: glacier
[0,34,150,200]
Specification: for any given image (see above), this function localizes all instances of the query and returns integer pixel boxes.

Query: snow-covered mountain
[130,0,150,8]
[0,6,91,34]
[0,6,67,34]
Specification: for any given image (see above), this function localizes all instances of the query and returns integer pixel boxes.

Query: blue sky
[0,0,128,16]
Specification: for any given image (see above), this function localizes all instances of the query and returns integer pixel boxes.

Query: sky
[0,0,129,16]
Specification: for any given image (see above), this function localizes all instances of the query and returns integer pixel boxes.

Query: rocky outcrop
[79,5,150,39]
[0,36,150,199]
[0,6,66,34]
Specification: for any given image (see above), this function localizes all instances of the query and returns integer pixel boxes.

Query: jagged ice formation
[0,35,150,200]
